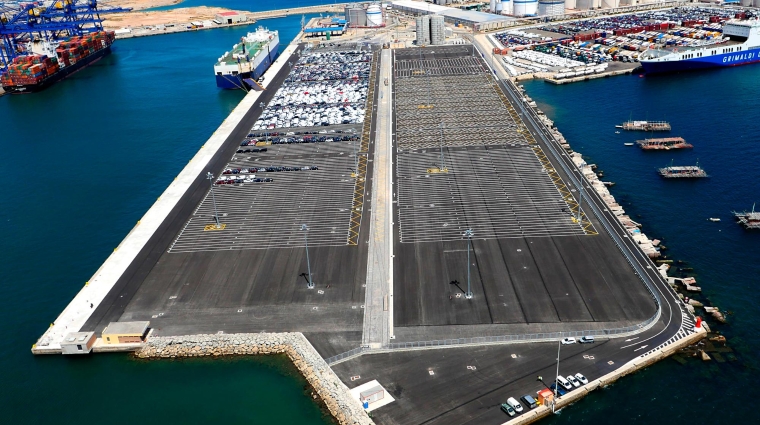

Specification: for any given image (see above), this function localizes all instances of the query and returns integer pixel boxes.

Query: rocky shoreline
[136,333,373,425]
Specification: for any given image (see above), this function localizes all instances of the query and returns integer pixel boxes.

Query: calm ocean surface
[522,67,760,424]
[0,3,757,423]
[0,14,331,424]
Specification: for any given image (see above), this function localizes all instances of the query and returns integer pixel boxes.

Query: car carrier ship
[214,27,280,90]
[640,18,760,73]
[1,31,115,94]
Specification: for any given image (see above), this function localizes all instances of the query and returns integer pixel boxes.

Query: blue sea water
[0,15,331,424]
[521,67,760,424]
[2,2,759,423]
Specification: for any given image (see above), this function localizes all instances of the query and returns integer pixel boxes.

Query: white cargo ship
[214,26,279,89]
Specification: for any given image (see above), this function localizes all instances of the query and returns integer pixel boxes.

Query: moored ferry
[640,19,760,73]
[214,26,279,89]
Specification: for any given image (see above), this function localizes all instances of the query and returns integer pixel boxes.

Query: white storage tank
[367,4,384,27]
[514,0,539,16]
[754,0,760,7]
[501,0,513,14]
[538,0,565,15]
[565,0,576,8]
[490,0,498,13]
[741,0,752,6]
[496,0,503,13]
[602,0,620,8]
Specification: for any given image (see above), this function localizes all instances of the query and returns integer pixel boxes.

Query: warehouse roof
[102,321,150,335]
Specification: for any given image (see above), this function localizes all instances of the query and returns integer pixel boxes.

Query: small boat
[708,217,721,222]
[615,131,621,134]
[615,125,624,129]
[624,142,634,146]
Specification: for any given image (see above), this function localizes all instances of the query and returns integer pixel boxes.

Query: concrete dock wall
[136,333,374,425]
[502,327,705,425]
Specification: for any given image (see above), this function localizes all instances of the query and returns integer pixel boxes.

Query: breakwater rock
[136,332,373,425]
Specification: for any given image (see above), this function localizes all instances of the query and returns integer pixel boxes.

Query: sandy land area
[106,0,184,11]
[102,6,241,29]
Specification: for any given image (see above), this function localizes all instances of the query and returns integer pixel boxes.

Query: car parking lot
[252,47,372,131]
[170,45,378,254]
[169,129,365,253]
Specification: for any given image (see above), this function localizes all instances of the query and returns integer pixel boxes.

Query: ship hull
[2,46,112,94]
[641,48,760,74]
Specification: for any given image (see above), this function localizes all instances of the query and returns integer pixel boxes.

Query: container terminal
[0,1,130,93]
[637,137,692,150]
[28,4,711,425]
[487,4,760,83]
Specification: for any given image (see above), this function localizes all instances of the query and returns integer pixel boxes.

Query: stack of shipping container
[1,30,114,87]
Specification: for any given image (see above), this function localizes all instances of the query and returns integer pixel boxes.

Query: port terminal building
[391,0,515,31]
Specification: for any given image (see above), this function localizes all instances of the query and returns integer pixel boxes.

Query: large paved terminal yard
[36,33,698,425]
[390,46,655,342]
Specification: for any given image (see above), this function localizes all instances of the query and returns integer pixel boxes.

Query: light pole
[301,224,314,289]
[351,129,358,174]
[576,178,585,225]
[553,339,561,413]
[438,122,446,171]
[206,172,221,228]
[464,228,473,299]
[259,102,268,143]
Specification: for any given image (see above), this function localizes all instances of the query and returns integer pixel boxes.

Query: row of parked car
[221,166,318,175]
[240,134,359,146]
[215,176,274,185]
[500,336,596,416]
[500,372,590,417]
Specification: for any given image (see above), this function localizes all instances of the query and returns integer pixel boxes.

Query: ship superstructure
[213,27,280,90]
[640,18,760,73]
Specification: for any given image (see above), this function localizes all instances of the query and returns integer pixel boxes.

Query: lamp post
[206,172,221,228]
[576,179,584,225]
[439,121,446,171]
[464,228,473,299]
[301,224,314,289]
[553,339,561,413]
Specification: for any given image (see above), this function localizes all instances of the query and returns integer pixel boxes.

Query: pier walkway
[362,48,394,349]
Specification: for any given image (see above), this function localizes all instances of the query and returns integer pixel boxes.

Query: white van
[556,376,573,391]
[507,397,524,413]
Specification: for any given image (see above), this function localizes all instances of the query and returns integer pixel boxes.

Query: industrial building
[213,11,248,25]
[345,2,386,28]
[392,0,515,31]
[60,332,96,355]
[101,321,150,345]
